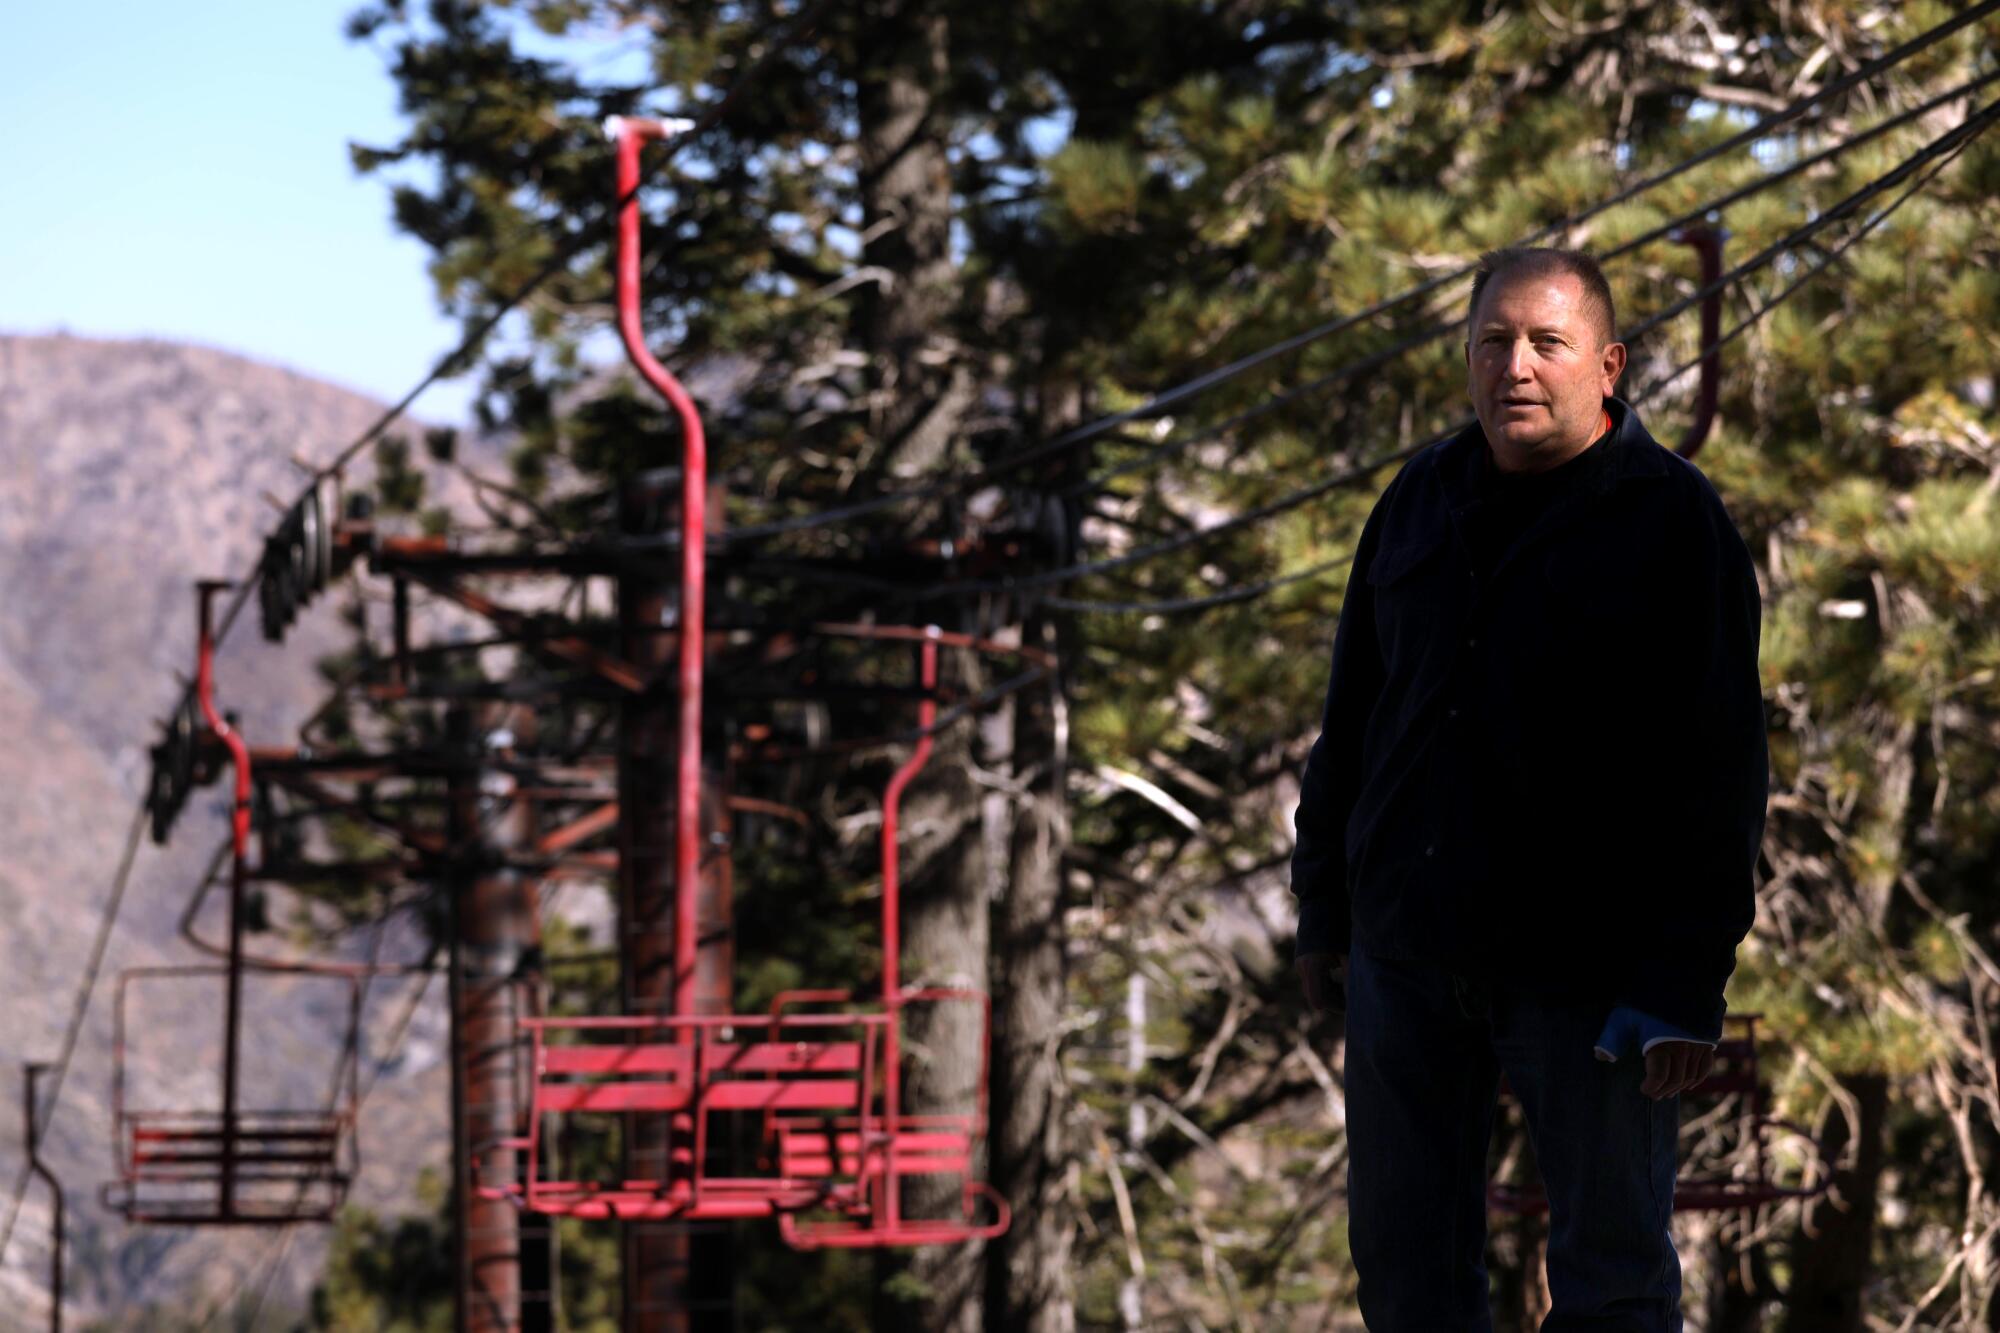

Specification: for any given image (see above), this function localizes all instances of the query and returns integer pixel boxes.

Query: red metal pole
[194,581,251,1222]
[618,475,687,1333]
[610,116,739,1332]
[1671,222,1727,459]
[879,630,939,1232]
[446,711,474,1333]
[610,115,705,1030]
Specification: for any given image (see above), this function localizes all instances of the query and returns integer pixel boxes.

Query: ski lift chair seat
[481,1000,1011,1246]
[105,1108,351,1225]
[479,1018,878,1220]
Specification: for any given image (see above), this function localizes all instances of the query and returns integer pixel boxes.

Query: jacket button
[1466,637,1479,648]
[1425,844,1437,857]
[1447,708,1460,719]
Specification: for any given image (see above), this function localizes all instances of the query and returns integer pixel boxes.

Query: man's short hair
[1466,247,1617,348]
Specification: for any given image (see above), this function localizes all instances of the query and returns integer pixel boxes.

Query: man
[1290,247,1768,1330]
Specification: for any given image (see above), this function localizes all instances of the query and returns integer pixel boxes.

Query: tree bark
[853,5,991,1329]
[987,613,1077,1333]
[1703,1214,1769,1333]
[1784,1073,1888,1333]
[855,0,969,483]
[447,704,542,1333]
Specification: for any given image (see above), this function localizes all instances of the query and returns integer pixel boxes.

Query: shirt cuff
[1593,1004,1720,1063]
[1640,1032,1718,1055]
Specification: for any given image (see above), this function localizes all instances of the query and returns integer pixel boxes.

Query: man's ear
[1600,339,1628,394]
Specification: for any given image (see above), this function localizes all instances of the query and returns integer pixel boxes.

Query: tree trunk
[853,4,989,1329]
[987,613,1076,1333]
[1703,1214,1769,1333]
[1784,1074,1888,1332]
[855,0,968,483]
[447,704,542,1333]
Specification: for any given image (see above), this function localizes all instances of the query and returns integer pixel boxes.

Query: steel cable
[1049,96,1998,617]
[712,3,2000,542]
[1065,62,2000,505]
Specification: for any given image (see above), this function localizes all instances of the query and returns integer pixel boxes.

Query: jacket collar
[1434,396,1670,582]
[1436,395,1667,516]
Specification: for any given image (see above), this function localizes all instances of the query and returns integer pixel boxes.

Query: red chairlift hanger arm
[105,588,362,1226]
[609,114,707,1029]
[194,583,252,864]
[470,122,1009,1248]
[195,582,252,1218]
[1670,222,1726,459]
[877,630,937,1241]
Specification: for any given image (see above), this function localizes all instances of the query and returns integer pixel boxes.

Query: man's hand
[1639,1040,1716,1100]
[1296,951,1348,1017]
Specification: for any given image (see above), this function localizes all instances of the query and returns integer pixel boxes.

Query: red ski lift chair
[106,582,362,1225]
[477,624,1014,1248]
[1486,1013,1831,1217]
[102,964,360,1225]
[467,117,1018,1249]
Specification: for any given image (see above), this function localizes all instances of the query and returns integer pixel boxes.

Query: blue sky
[0,4,1075,430]
[0,2,478,422]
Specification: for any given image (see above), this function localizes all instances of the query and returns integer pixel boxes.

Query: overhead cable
[1003,0,1999,460]
[1042,551,1356,615]
[995,95,2000,607]
[719,4,2000,542]
[1064,62,2000,504]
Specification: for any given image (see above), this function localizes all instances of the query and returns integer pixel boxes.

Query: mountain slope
[0,333,467,1327]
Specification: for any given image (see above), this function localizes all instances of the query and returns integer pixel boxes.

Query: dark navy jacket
[1289,396,1768,1040]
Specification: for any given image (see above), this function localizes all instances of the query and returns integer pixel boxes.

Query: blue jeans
[1344,946,1682,1331]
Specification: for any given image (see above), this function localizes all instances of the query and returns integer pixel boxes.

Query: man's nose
[1502,340,1534,380]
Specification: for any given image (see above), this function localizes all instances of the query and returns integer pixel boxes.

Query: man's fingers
[1642,1044,1684,1099]
[1640,1046,1667,1098]
[1670,1044,1698,1095]
[1641,1042,1718,1099]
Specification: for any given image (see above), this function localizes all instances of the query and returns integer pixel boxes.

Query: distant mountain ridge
[0,333,470,1327]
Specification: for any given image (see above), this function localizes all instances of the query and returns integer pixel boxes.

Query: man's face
[1464,270,1627,470]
